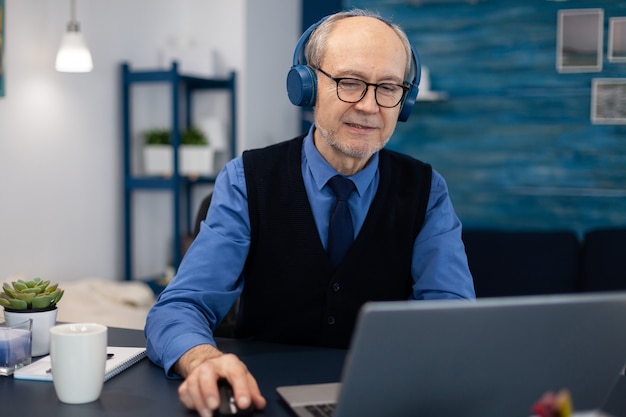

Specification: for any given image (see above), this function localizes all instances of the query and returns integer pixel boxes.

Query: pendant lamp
[55,0,93,73]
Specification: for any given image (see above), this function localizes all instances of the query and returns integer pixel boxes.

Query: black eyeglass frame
[313,66,410,108]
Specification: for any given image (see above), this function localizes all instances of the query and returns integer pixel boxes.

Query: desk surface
[2,326,625,417]
[0,326,346,417]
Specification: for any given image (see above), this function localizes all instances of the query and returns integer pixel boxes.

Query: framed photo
[0,0,4,97]
[591,78,626,124]
[557,8,604,73]
[608,17,626,63]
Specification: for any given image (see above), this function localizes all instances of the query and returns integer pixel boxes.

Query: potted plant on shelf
[143,126,214,177]
[0,278,64,356]
[142,128,172,177]
[180,126,214,177]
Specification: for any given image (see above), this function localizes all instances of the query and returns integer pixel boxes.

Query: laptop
[277,292,626,417]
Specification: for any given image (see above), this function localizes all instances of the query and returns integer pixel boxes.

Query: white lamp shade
[55,31,93,73]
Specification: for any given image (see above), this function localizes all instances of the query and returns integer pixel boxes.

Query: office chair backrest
[580,228,626,292]
[194,192,213,238]
[192,191,237,337]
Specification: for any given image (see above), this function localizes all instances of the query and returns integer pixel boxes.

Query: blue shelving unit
[121,62,237,282]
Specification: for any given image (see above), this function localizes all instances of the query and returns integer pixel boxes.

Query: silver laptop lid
[334,292,626,417]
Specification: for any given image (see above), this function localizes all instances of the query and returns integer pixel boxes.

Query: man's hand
[175,344,267,417]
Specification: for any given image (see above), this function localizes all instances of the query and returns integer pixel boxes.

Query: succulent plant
[143,128,171,145]
[143,126,209,146]
[0,278,64,311]
[181,126,208,145]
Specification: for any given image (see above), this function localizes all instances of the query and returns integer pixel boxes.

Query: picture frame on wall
[608,17,626,63]
[591,78,626,124]
[557,8,604,73]
[0,0,4,97]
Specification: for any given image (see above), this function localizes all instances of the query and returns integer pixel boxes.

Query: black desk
[2,326,626,417]
[1,327,346,417]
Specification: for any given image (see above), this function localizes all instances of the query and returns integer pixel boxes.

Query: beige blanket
[1,277,156,330]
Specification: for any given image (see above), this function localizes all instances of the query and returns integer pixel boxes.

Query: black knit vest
[234,135,432,349]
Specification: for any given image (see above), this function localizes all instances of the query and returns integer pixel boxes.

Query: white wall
[0,0,300,282]
[245,0,302,148]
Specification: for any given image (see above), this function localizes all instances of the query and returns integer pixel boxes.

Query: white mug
[49,323,108,404]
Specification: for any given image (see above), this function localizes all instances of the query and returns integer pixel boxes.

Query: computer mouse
[216,379,255,416]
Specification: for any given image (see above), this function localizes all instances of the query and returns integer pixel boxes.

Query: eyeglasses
[313,67,409,108]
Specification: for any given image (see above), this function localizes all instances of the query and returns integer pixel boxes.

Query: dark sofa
[462,228,626,298]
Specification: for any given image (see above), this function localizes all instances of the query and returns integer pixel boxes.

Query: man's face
[313,16,408,169]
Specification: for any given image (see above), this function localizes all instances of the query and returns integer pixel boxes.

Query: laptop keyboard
[305,403,335,417]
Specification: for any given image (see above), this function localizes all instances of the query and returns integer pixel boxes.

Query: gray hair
[304,9,413,81]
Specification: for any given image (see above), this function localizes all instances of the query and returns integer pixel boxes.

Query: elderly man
[145,8,475,416]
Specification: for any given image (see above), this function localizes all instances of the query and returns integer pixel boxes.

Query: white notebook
[13,346,146,382]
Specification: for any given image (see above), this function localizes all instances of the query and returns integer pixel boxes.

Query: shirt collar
[303,124,379,197]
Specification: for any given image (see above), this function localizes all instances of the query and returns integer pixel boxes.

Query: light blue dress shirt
[145,125,476,376]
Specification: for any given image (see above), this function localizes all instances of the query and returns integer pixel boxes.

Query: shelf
[124,68,235,90]
[416,90,448,101]
[121,61,237,281]
[124,175,220,190]
[415,66,448,101]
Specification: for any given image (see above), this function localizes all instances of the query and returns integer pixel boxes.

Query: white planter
[143,145,173,177]
[180,145,215,176]
[197,117,228,152]
[143,145,215,177]
[4,308,58,356]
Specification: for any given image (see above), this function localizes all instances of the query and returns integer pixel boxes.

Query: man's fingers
[228,374,253,410]
[246,372,268,409]
[179,363,220,416]
[198,364,221,411]
[177,352,266,415]
[226,368,267,410]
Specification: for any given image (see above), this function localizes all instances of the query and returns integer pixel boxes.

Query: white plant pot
[197,117,228,152]
[143,145,215,177]
[4,308,58,356]
[143,145,173,176]
[180,145,214,176]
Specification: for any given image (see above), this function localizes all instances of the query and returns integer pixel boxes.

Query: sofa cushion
[462,230,581,297]
[580,228,626,292]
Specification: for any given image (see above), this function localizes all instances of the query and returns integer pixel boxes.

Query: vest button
[332,283,340,292]
[327,316,336,325]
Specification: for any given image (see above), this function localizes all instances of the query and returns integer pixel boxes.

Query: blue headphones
[286,15,421,122]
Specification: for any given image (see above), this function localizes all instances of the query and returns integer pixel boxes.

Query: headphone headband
[291,16,328,67]
[286,14,421,122]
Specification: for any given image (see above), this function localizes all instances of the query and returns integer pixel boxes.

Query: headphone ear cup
[287,65,317,107]
[397,83,419,122]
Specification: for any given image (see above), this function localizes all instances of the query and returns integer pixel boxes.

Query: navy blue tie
[328,175,356,268]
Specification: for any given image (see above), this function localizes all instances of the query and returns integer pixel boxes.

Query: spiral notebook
[13,346,147,382]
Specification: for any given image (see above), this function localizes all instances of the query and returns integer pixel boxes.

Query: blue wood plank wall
[340,0,626,235]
